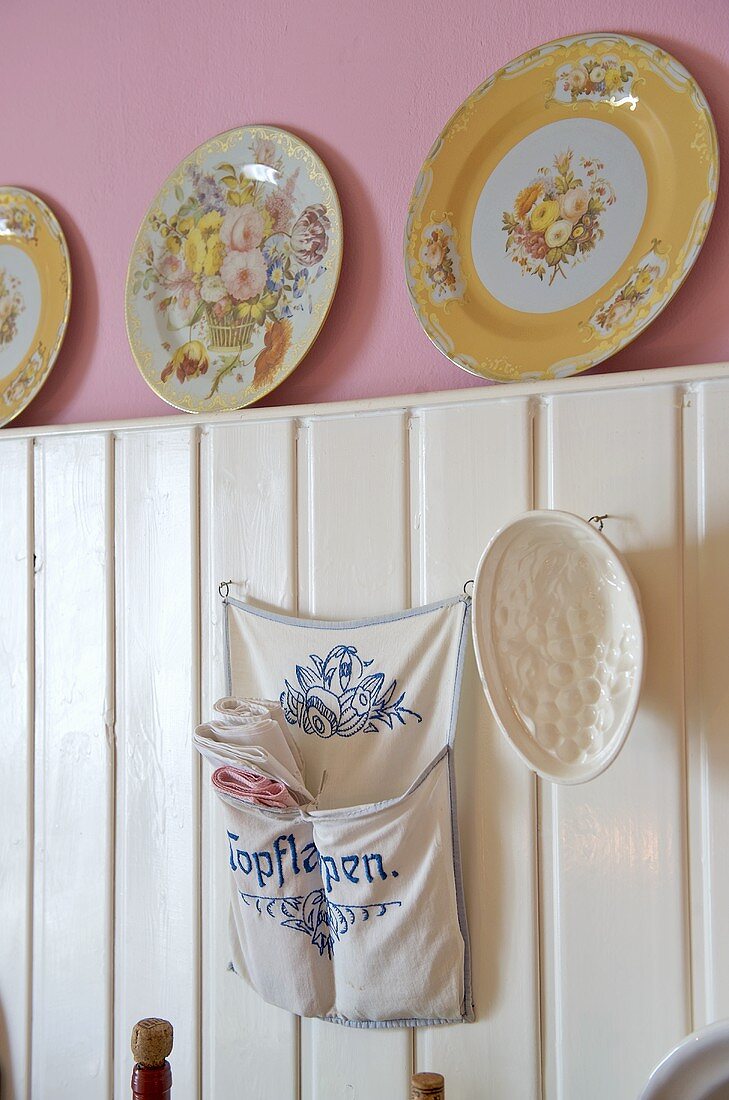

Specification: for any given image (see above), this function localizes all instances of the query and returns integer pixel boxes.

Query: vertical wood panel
[539,387,690,1099]
[32,434,113,1098]
[685,379,729,1026]
[299,411,412,1100]
[114,429,198,1100]
[200,421,298,1099]
[1,371,727,1100]
[412,400,541,1097]
[0,439,32,1100]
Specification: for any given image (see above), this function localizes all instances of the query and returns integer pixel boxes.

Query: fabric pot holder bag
[200,593,474,1027]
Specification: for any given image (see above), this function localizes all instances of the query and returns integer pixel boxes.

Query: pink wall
[6,0,729,428]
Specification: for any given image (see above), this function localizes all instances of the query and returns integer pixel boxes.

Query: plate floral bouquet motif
[419,219,464,304]
[502,150,616,285]
[592,260,661,334]
[0,199,37,242]
[0,268,25,348]
[560,55,634,101]
[130,136,333,400]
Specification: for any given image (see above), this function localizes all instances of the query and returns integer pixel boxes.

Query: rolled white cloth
[243,697,305,773]
[194,697,312,804]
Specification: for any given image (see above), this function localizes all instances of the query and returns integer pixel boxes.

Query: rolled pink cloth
[211,765,298,809]
[194,697,312,804]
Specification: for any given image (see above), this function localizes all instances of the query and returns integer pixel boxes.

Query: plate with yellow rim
[0,188,71,426]
[404,34,718,382]
[126,125,342,414]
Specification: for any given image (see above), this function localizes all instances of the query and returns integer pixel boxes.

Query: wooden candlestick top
[131,1018,173,1067]
[411,1072,445,1098]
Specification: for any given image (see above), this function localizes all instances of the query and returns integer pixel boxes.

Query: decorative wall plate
[0,188,71,426]
[472,511,644,784]
[126,126,342,413]
[405,34,718,382]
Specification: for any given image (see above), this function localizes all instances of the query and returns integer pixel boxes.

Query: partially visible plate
[472,510,644,783]
[126,125,342,413]
[640,1020,729,1099]
[0,187,71,426]
[405,33,718,382]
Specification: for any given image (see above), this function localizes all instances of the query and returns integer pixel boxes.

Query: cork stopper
[131,1018,173,1068]
[411,1072,445,1098]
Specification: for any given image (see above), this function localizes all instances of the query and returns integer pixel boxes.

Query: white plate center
[470,118,647,314]
[0,245,41,380]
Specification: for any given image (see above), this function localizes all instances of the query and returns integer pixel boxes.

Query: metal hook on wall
[587,514,609,532]
[463,579,474,597]
[218,580,231,600]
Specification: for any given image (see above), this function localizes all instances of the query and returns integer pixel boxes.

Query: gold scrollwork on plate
[2,342,46,409]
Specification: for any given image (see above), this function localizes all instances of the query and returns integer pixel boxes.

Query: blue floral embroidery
[280,645,422,738]
[239,888,402,959]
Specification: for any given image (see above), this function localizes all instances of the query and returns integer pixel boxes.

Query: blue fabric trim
[222,598,232,697]
[434,597,473,1021]
[318,1012,466,1028]
[304,748,447,820]
[440,597,475,1020]
[224,591,468,631]
[447,598,470,750]
[227,960,467,1028]
[215,745,450,822]
[447,745,475,1022]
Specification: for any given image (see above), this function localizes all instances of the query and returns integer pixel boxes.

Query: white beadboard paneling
[114,429,199,1100]
[0,438,32,1100]
[411,400,541,1097]
[200,421,299,1099]
[298,411,412,1100]
[4,366,729,1100]
[2,364,726,444]
[682,382,704,1031]
[686,380,729,1025]
[539,387,690,1100]
[32,434,113,1099]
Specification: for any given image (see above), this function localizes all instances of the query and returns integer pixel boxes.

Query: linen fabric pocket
[208,593,473,1027]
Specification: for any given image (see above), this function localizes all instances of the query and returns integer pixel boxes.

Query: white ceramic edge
[638,1018,729,1099]
[471,509,646,785]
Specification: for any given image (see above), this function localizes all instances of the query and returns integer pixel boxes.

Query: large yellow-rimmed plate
[0,188,71,425]
[126,125,342,413]
[405,34,718,382]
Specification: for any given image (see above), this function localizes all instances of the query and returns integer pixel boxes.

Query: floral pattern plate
[0,188,71,426]
[126,126,342,412]
[405,34,718,381]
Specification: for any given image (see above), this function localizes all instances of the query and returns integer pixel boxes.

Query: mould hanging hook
[587,514,609,532]
[218,579,231,600]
